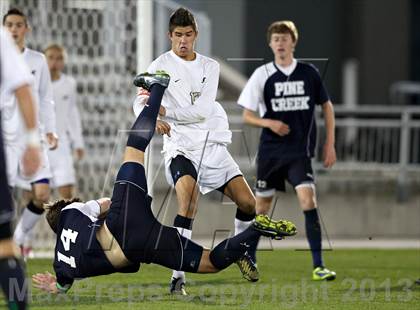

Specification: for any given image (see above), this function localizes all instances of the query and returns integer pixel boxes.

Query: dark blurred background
[178,0,419,105]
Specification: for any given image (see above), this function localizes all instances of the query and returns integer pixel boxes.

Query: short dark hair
[45,198,82,233]
[169,7,197,33]
[3,8,28,26]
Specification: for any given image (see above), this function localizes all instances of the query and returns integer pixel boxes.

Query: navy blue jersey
[238,60,330,160]
[53,201,139,290]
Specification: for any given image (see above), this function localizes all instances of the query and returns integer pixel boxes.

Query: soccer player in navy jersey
[32,72,297,294]
[238,21,337,281]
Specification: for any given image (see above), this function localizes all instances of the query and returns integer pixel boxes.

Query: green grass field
[2,249,420,309]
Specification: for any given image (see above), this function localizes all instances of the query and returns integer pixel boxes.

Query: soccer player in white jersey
[2,8,58,259]
[0,26,41,310]
[44,44,84,199]
[238,21,337,281]
[133,8,259,293]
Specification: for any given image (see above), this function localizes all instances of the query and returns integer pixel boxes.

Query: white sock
[14,208,43,246]
[171,228,192,281]
[234,218,253,236]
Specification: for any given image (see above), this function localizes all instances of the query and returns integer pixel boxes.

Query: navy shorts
[256,157,315,193]
[106,162,203,272]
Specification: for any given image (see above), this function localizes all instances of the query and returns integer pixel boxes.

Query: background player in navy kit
[0,26,41,310]
[32,72,297,294]
[238,21,337,281]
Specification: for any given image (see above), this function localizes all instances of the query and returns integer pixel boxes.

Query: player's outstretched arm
[242,108,290,136]
[14,85,42,175]
[321,100,336,168]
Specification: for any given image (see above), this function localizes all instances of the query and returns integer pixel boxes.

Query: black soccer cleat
[133,70,170,91]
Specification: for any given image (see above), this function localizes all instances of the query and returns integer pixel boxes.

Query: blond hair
[267,20,298,43]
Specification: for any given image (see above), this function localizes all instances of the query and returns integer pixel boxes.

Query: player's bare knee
[58,186,74,200]
[298,196,316,210]
[33,190,50,205]
[237,196,256,215]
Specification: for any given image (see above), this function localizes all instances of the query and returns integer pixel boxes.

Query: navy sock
[235,208,258,261]
[27,200,44,215]
[173,214,194,230]
[304,208,323,268]
[127,84,165,151]
[247,235,260,262]
[0,257,27,310]
[209,226,260,270]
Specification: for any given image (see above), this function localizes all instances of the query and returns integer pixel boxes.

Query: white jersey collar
[169,50,200,64]
[275,58,297,76]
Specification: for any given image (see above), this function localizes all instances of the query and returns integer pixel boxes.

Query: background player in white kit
[133,8,259,294]
[44,44,84,199]
[0,26,41,310]
[2,8,58,258]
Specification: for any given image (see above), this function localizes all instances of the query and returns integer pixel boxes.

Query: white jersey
[134,50,231,155]
[51,74,83,148]
[22,48,56,138]
[0,27,34,143]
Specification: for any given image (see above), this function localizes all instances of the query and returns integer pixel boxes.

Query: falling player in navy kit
[238,21,337,281]
[32,72,297,294]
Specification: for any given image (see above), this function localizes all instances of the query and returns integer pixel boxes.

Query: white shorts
[13,142,52,190]
[47,141,76,188]
[164,143,242,194]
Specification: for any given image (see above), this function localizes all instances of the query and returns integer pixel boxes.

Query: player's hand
[156,120,171,137]
[323,142,336,168]
[267,120,290,136]
[137,87,150,98]
[159,105,166,116]
[21,145,41,177]
[75,148,85,160]
[32,271,59,294]
[46,132,58,150]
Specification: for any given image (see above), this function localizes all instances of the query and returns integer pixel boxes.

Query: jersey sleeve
[312,65,330,105]
[67,78,84,149]
[78,200,101,219]
[237,67,265,113]
[62,200,100,221]
[55,273,74,293]
[0,28,33,97]
[164,60,219,123]
[38,55,57,133]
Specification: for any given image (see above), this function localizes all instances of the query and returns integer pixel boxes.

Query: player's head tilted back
[2,8,29,49]
[168,8,197,60]
[267,20,298,61]
[45,198,82,233]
